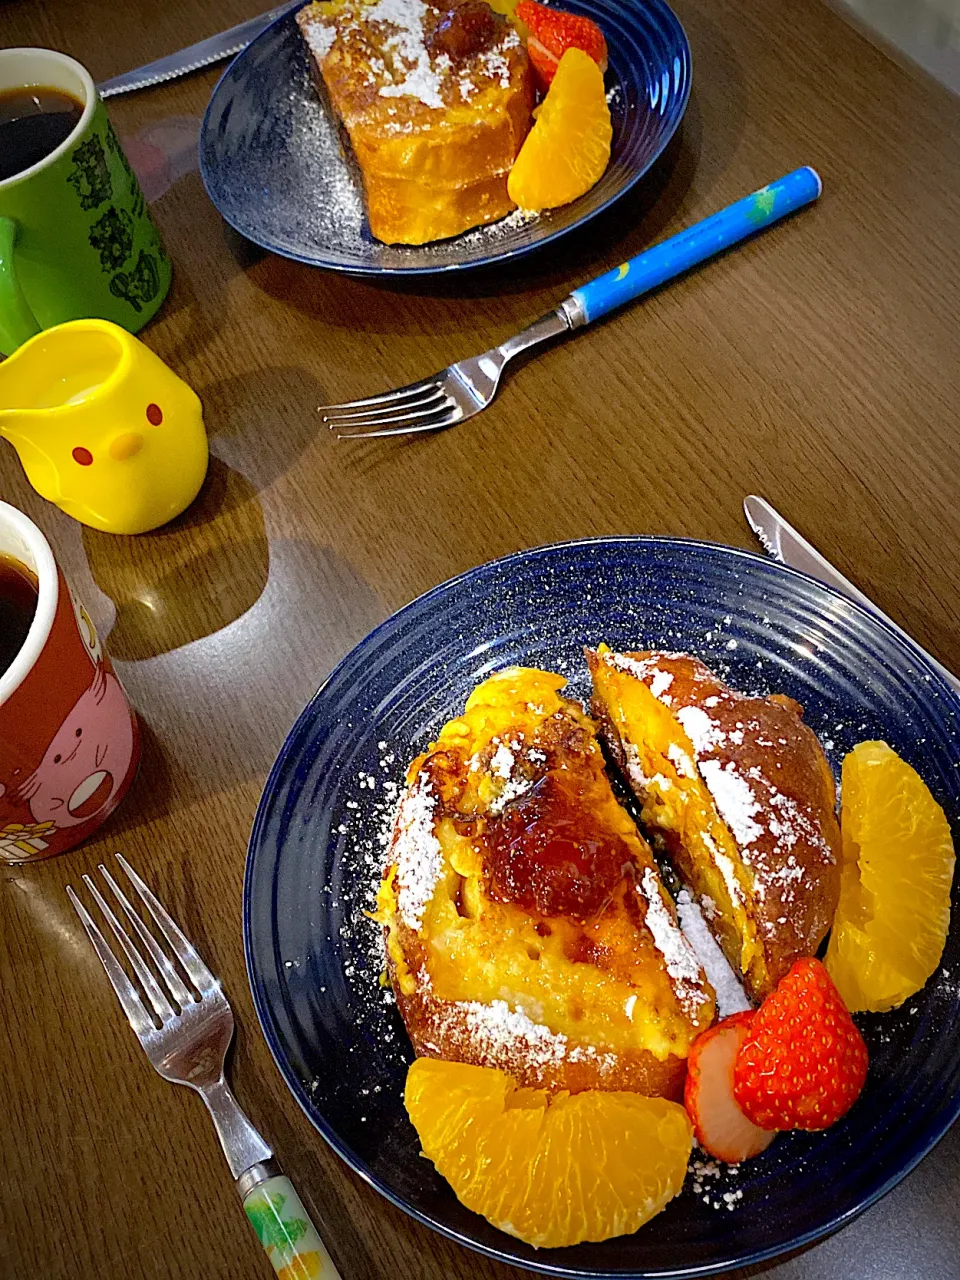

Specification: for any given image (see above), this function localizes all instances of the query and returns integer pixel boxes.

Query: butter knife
[97,1,302,98]
[744,495,960,698]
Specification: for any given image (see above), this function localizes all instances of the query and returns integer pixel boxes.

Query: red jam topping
[484,771,634,921]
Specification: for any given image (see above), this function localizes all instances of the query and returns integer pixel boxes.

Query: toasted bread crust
[298,0,533,243]
[376,668,715,1097]
[395,977,688,1097]
[588,648,841,1002]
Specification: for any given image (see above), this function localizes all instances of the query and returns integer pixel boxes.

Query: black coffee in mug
[0,553,39,677]
[0,86,84,182]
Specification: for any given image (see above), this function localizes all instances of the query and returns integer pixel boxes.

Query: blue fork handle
[568,166,822,326]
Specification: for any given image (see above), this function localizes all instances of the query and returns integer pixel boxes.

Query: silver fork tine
[67,885,155,1037]
[323,388,449,423]
[83,873,175,1021]
[334,412,463,440]
[328,400,458,433]
[99,863,194,1007]
[117,853,216,991]
[69,859,340,1274]
[320,379,439,415]
[319,305,577,439]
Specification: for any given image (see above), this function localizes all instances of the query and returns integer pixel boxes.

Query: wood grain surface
[1,0,958,1277]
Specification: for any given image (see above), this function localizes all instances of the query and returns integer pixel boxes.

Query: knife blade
[97,1,302,98]
[743,495,960,698]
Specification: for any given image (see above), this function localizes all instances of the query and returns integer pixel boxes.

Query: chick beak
[109,431,145,461]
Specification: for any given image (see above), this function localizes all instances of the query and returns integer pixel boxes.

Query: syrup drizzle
[483,770,635,922]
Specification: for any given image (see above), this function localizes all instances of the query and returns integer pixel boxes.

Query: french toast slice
[297,0,534,244]
[588,646,841,1002]
[375,668,716,1100]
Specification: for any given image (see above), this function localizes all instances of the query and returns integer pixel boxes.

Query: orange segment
[507,47,612,211]
[825,740,955,1012]
[405,1058,692,1248]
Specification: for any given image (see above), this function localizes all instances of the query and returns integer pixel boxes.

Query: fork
[68,856,342,1280]
[322,166,822,438]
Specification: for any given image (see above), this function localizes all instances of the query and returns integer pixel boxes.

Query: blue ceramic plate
[200,0,691,273]
[244,538,960,1277]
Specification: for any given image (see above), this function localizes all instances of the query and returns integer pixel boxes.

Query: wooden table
[2,0,959,1276]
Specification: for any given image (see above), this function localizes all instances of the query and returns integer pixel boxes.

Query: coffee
[0,554,39,677]
[0,87,84,182]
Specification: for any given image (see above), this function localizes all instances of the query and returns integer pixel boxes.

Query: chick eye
[72,447,93,466]
[146,403,163,425]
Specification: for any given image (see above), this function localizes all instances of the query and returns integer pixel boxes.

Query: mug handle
[0,215,41,352]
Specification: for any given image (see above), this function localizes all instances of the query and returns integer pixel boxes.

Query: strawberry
[684,1011,777,1163]
[515,0,608,92]
[733,958,869,1132]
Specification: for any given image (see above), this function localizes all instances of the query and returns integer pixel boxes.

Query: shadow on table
[199,363,331,493]
[139,169,251,375]
[100,536,386,827]
[82,457,270,662]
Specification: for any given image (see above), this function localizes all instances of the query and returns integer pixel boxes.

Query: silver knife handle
[97,2,301,98]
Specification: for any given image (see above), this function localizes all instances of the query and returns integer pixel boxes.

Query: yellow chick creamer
[0,319,208,534]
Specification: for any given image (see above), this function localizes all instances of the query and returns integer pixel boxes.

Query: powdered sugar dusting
[624,744,674,793]
[667,741,697,779]
[703,830,745,908]
[698,759,765,848]
[461,1000,567,1066]
[479,47,512,88]
[607,651,643,676]
[676,890,751,1018]
[638,867,706,1015]
[767,788,834,863]
[455,205,540,246]
[608,650,655,683]
[392,773,444,930]
[604,648,688,698]
[677,705,726,755]
[354,0,448,109]
[380,49,451,109]
[436,998,619,1075]
[490,741,515,779]
[687,1155,747,1208]
[489,774,534,813]
[649,668,674,702]
[486,737,537,813]
[303,20,337,59]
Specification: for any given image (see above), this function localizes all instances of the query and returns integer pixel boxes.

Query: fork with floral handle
[67,855,341,1280]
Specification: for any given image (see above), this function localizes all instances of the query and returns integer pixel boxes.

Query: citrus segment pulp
[825,740,955,1012]
[507,47,612,211]
[405,1057,692,1248]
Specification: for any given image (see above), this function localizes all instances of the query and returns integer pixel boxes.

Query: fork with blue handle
[323,166,822,438]
[68,857,341,1280]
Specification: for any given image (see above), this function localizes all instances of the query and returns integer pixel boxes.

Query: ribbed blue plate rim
[199,0,692,274]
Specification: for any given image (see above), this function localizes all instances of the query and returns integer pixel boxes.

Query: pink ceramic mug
[0,501,140,861]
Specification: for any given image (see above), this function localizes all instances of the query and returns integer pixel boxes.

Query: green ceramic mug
[0,48,172,356]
